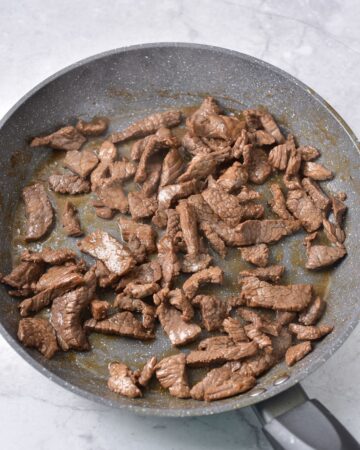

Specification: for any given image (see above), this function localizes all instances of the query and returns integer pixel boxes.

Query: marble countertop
[1,1,360,448]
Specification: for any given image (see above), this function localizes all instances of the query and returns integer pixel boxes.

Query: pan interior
[0,44,359,415]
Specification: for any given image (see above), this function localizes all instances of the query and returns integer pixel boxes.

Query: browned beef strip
[303,162,333,181]
[286,189,323,232]
[216,162,248,192]
[240,244,269,267]
[64,149,99,178]
[160,147,185,187]
[1,260,44,291]
[34,264,82,292]
[85,311,154,340]
[50,270,96,351]
[91,300,110,320]
[141,161,162,197]
[94,260,119,288]
[48,174,90,194]
[198,336,236,351]
[116,261,162,291]
[248,147,272,184]
[123,282,159,299]
[183,266,224,299]
[18,317,59,359]
[95,179,129,213]
[192,295,230,331]
[285,341,312,367]
[168,288,194,322]
[30,126,86,151]
[299,146,320,161]
[276,311,297,326]
[156,302,201,346]
[299,296,326,326]
[302,178,330,212]
[21,247,80,266]
[157,235,181,286]
[98,140,117,162]
[75,117,109,136]
[126,234,151,264]
[323,218,345,244]
[186,341,258,367]
[90,161,111,191]
[118,216,156,254]
[182,132,212,155]
[283,173,302,191]
[258,111,285,144]
[268,143,289,171]
[156,353,190,398]
[239,265,285,283]
[244,324,272,352]
[288,323,333,340]
[157,180,198,210]
[181,253,213,273]
[114,294,156,329]
[243,109,262,131]
[111,110,182,143]
[240,277,312,311]
[286,148,302,177]
[237,307,282,336]
[78,230,135,276]
[237,351,276,378]
[108,159,137,183]
[61,201,82,237]
[237,187,261,203]
[93,203,115,220]
[199,222,227,258]
[269,183,293,220]
[176,200,200,255]
[223,317,248,342]
[108,362,142,398]
[23,183,54,241]
[190,363,256,401]
[137,356,157,387]
[128,192,158,220]
[305,244,346,269]
[331,196,347,226]
[177,150,230,183]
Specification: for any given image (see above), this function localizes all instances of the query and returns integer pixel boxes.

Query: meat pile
[1,99,346,402]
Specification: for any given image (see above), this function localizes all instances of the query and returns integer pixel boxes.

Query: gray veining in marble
[0,0,360,449]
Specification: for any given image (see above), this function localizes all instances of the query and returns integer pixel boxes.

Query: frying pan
[0,43,359,449]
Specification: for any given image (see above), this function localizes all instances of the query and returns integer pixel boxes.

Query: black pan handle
[253,384,360,450]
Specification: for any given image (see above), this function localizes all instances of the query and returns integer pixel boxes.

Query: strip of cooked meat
[91,300,110,320]
[18,318,59,359]
[192,295,230,331]
[237,307,282,336]
[141,161,162,197]
[243,109,262,131]
[276,311,297,326]
[181,253,212,273]
[288,323,333,340]
[167,288,194,322]
[240,276,312,311]
[302,178,330,212]
[128,192,158,220]
[198,335,236,351]
[137,356,157,387]
[199,222,227,258]
[190,362,256,401]
[108,159,137,183]
[299,146,320,161]
[107,362,142,398]
[95,179,129,213]
[160,147,185,187]
[126,236,147,265]
[176,200,200,255]
[50,270,96,351]
[285,341,312,367]
[111,110,182,143]
[123,282,159,299]
[116,261,162,291]
[119,216,156,254]
[97,140,117,162]
[305,244,346,269]
[85,311,154,340]
[303,162,333,181]
[78,230,135,276]
[61,201,82,237]
[237,186,261,203]
[114,294,156,329]
[258,111,285,144]
[268,143,289,171]
[183,266,224,299]
[178,150,230,183]
[93,203,115,221]
[299,296,326,326]
[186,340,258,367]
[1,259,44,291]
[181,132,212,156]
[223,317,248,342]
[75,117,109,136]
[30,126,86,151]
[323,218,345,244]
[244,324,272,352]
[156,302,201,346]
[156,353,190,398]
[269,183,293,220]
[157,235,181,287]
[21,248,82,266]
[240,244,269,267]
[283,173,302,191]
[48,174,90,194]
[331,195,347,226]
[23,183,54,241]
[248,147,272,184]
[34,264,82,292]
[158,180,198,210]
[216,161,248,192]
[286,189,323,232]
[94,260,119,288]
[90,161,111,191]
[239,265,285,283]
[64,149,99,178]
[285,148,302,177]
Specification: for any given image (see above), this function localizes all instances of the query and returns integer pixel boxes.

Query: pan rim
[0,42,359,417]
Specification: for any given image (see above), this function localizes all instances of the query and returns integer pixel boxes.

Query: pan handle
[253,383,360,450]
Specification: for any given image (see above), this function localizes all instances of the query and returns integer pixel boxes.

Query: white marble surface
[1,0,360,448]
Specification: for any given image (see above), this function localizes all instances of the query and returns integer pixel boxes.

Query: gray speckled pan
[0,44,359,440]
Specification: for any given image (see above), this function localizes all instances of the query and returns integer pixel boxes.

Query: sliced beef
[160,147,185,187]
[119,216,156,254]
[111,110,182,143]
[109,159,137,183]
[258,111,285,144]
[64,149,99,178]
[247,147,272,184]
[128,192,158,220]
[156,302,201,346]
[137,356,157,387]
[299,296,326,326]
[75,117,109,136]
[244,324,272,352]
[331,196,347,226]
[62,201,82,237]
[192,295,230,331]
[34,264,83,292]
[94,260,119,288]
[18,317,59,359]
[116,261,162,291]
[240,244,269,267]
[95,179,129,213]
[305,244,346,270]
[114,294,156,329]
[78,230,135,276]
[157,235,181,287]
[301,178,330,212]
[84,311,154,340]
[21,247,78,266]
[107,362,142,398]
[243,109,262,131]
[216,162,248,192]
[168,288,194,322]
[286,189,323,232]
[285,341,312,367]
[158,180,198,210]
[91,300,110,320]
[182,266,224,299]
[23,183,54,241]
[299,146,320,161]
[223,317,248,342]
[288,323,333,340]
[123,282,159,299]
[268,143,289,171]
[156,353,190,398]
[48,174,90,194]
[190,363,256,401]
[181,253,212,273]
[141,161,162,197]
[90,161,111,191]
[238,351,276,378]
[98,140,117,162]
[93,203,115,220]
[126,236,149,264]
[323,218,345,244]
[199,222,227,258]
[239,265,284,283]
[198,335,236,351]
[182,132,212,155]
[186,340,258,367]
[176,200,200,255]
[237,187,261,203]
[286,148,302,177]
[178,150,229,183]
[237,307,282,336]
[269,183,293,220]
[276,311,297,326]
[240,277,312,311]
[283,174,302,191]
[30,126,86,151]
[303,162,333,181]
[1,260,44,291]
